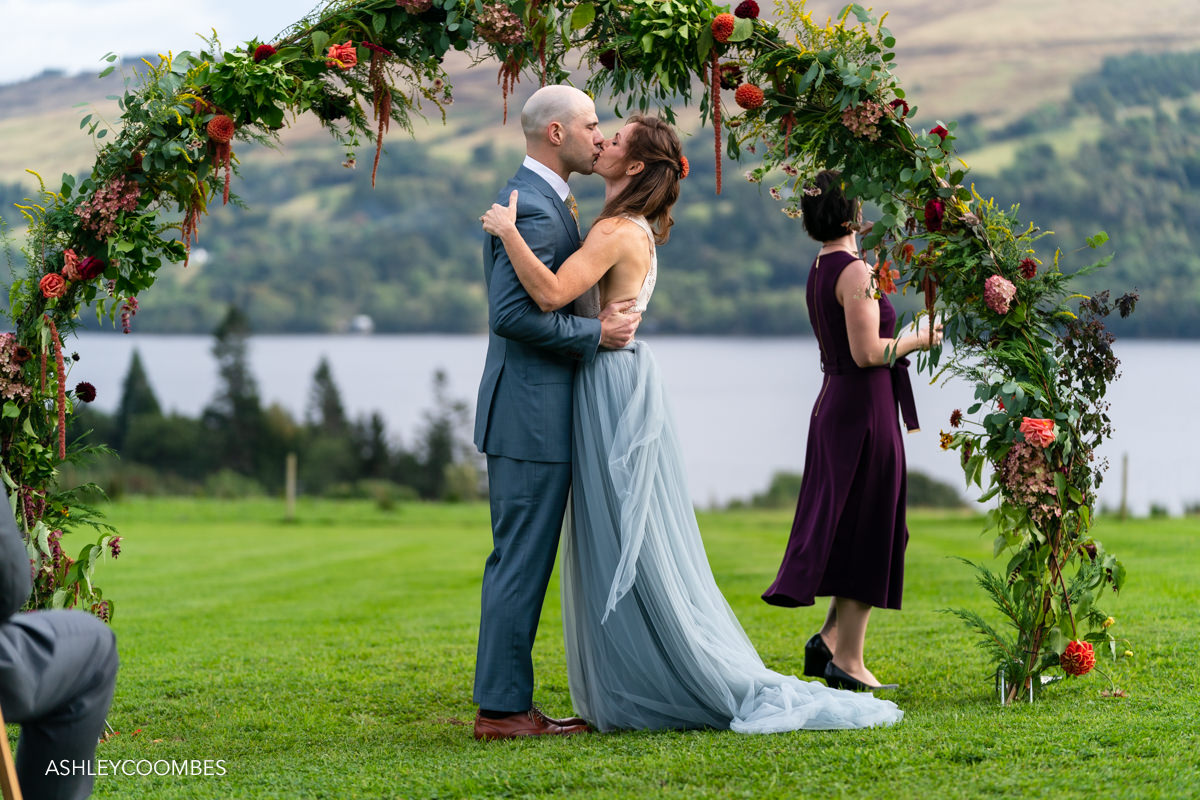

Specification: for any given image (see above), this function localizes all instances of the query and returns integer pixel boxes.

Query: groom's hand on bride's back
[598,300,641,349]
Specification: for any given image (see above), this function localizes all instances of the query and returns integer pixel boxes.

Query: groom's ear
[547,121,565,146]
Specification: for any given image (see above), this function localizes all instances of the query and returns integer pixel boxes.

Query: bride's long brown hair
[595,115,684,245]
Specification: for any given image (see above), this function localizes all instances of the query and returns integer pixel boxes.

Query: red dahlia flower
[889,98,910,118]
[252,44,276,62]
[734,83,765,110]
[1019,257,1038,279]
[712,13,736,43]
[924,198,945,232]
[206,114,235,144]
[598,49,616,71]
[735,1,760,18]
[74,382,97,403]
[1060,640,1096,676]
[950,409,963,428]
[930,124,949,142]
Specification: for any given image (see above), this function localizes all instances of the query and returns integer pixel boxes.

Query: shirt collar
[522,155,571,201]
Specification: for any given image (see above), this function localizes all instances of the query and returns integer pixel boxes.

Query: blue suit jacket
[474,166,602,463]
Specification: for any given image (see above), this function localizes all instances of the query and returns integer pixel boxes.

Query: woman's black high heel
[824,661,899,692]
[803,633,833,678]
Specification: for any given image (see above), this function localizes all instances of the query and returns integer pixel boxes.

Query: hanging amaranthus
[364,43,394,188]
[711,51,722,194]
[44,315,66,460]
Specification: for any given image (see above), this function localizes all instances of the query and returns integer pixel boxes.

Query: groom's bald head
[520,85,602,178]
[521,85,593,142]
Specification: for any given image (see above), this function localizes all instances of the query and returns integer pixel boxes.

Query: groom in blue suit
[472,86,639,739]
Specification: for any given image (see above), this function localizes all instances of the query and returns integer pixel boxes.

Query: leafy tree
[201,305,267,480]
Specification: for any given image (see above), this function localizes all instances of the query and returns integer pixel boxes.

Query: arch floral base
[2,0,1132,702]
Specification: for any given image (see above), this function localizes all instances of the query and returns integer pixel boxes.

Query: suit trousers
[473,454,571,712]
[0,609,119,800]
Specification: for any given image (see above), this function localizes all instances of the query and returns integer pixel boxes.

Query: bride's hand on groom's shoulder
[481,189,519,239]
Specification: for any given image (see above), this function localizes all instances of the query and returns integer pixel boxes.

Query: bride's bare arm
[482,190,630,312]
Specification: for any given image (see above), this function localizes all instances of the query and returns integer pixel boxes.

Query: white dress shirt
[522,155,571,202]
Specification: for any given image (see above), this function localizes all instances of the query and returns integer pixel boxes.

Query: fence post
[285,452,297,521]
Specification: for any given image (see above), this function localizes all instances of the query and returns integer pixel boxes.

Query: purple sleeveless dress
[762,250,918,610]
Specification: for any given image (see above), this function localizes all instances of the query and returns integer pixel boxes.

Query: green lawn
[28,499,1200,798]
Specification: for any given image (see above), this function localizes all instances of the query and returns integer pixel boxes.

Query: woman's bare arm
[482,190,631,312]
[837,258,942,367]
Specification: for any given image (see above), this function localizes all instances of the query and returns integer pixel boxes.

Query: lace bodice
[625,215,657,313]
[571,214,657,319]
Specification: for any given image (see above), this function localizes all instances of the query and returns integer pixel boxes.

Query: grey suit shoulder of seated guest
[1,487,119,800]
[474,165,602,463]
[0,492,31,619]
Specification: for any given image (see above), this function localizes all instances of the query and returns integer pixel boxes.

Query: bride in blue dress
[480,115,902,733]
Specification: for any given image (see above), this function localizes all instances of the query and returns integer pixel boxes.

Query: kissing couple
[471,85,903,738]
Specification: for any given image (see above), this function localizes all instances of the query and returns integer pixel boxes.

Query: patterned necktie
[565,193,579,232]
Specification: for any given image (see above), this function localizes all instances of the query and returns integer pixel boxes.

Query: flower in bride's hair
[1060,641,1096,676]
[678,155,689,179]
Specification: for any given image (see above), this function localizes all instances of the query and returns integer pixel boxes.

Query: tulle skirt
[560,342,903,733]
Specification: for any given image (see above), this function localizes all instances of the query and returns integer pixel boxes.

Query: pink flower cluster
[984,274,1017,315]
[840,100,884,141]
[997,441,1061,522]
[396,0,433,11]
[475,2,525,45]
[0,333,32,402]
[75,175,141,239]
[120,296,139,334]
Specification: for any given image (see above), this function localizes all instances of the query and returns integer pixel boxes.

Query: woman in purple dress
[762,169,942,691]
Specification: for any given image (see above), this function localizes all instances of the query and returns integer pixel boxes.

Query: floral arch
[3,0,1131,702]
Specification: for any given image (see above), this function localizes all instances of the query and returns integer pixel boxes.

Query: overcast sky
[0,0,317,85]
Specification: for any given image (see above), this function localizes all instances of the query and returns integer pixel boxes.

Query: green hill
[2,4,1199,336]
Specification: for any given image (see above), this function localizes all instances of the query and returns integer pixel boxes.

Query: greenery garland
[2,0,1133,701]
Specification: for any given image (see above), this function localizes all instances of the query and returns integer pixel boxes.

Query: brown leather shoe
[531,704,591,730]
[473,708,590,740]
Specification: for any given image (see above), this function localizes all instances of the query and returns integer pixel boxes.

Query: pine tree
[306,357,347,435]
[113,349,162,450]
[202,305,265,477]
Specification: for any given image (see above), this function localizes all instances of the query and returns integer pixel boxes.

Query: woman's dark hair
[595,115,684,245]
[801,169,858,243]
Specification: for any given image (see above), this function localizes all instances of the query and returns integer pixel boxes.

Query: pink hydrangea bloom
[984,274,1017,315]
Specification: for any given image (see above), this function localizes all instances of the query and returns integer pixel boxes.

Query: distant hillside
[3,4,1200,336]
